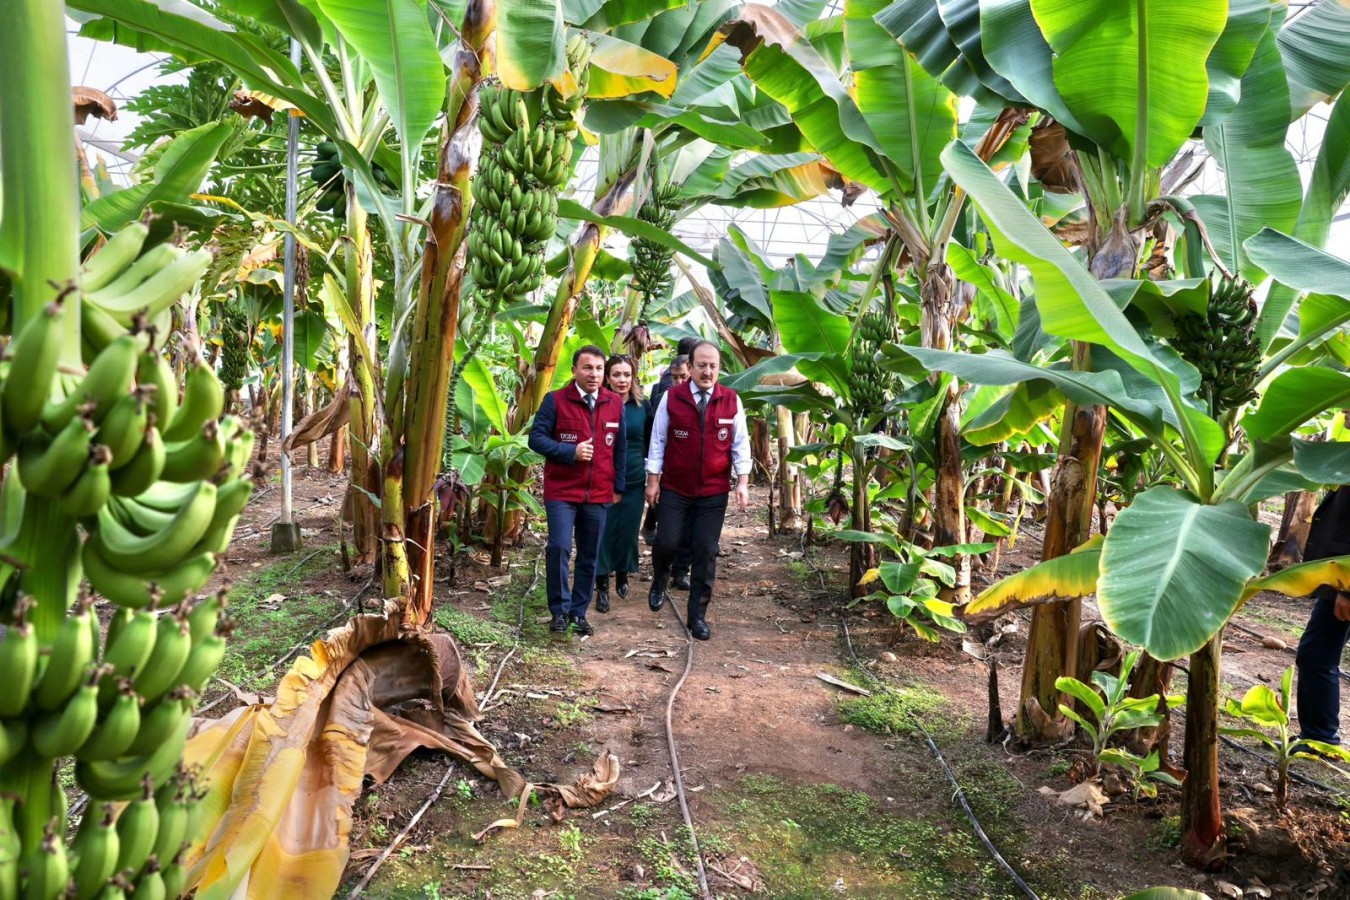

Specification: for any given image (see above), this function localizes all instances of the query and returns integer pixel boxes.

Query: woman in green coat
[595,355,649,613]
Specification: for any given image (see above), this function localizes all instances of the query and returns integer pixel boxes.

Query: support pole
[272,38,303,554]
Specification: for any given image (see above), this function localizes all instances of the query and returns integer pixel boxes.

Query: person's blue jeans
[1296,587,1350,743]
[545,500,609,619]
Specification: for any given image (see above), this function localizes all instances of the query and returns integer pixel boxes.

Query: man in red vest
[529,345,627,637]
[644,340,751,640]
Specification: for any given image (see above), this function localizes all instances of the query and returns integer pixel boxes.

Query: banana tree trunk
[397,0,495,628]
[1125,653,1177,762]
[1017,207,1132,742]
[345,198,380,565]
[1181,634,1225,868]
[329,342,350,474]
[1271,489,1316,569]
[751,417,772,485]
[849,446,874,598]
[920,260,969,602]
[776,405,802,531]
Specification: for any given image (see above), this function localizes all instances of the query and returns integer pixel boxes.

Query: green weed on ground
[837,678,968,741]
[214,545,349,690]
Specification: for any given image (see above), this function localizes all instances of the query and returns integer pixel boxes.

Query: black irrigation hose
[662,599,713,900]
[838,617,1042,900]
[1166,704,1350,798]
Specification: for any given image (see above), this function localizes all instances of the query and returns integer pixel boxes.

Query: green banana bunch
[309,140,395,219]
[1170,275,1262,418]
[0,214,257,899]
[630,179,681,306]
[849,309,896,421]
[467,37,588,308]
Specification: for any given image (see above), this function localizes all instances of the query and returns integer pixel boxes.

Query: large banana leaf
[556,198,716,268]
[700,152,839,207]
[1198,26,1300,282]
[717,5,890,193]
[1277,0,1350,117]
[1253,93,1350,348]
[963,380,1061,445]
[587,33,680,98]
[975,0,1085,133]
[70,0,339,134]
[231,0,324,50]
[1246,227,1350,302]
[1198,0,1276,125]
[962,534,1103,622]
[80,121,232,232]
[1097,486,1269,661]
[572,0,687,30]
[1242,367,1350,443]
[874,0,1004,105]
[1292,438,1350,485]
[772,289,851,390]
[904,347,1165,430]
[844,0,957,199]
[939,142,1159,377]
[1029,0,1227,168]
[498,0,567,90]
[1244,554,1350,604]
[315,0,446,172]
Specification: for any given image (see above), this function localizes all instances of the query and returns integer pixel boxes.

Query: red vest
[660,383,739,498]
[542,385,624,504]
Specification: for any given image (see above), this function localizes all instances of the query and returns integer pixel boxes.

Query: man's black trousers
[643,504,691,577]
[651,489,729,621]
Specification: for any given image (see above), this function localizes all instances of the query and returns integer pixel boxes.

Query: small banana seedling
[1056,650,1183,799]
[1220,666,1350,808]
[854,531,985,641]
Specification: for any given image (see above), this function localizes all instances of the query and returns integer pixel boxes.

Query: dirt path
[192,460,1350,899]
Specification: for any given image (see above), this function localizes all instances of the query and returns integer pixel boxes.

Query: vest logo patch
[718,417,734,425]
[673,429,689,440]
[605,421,620,429]
[717,427,729,441]
[605,433,615,447]
[560,432,578,442]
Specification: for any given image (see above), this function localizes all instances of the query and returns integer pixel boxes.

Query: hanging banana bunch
[0,219,249,898]
[217,302,252,398]
[630,179,681,310]
[849,309,897,422]
[1170,274,1261,419]
[467,34,590,309]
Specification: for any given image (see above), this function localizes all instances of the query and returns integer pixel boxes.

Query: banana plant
[910,116,1350,863]
[880,0,1331,754]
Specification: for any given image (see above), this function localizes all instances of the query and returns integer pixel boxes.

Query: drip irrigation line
[838,618,1042,900]
[662,600,713,900]
[1168,704,1350,798]
[346,761,457,898]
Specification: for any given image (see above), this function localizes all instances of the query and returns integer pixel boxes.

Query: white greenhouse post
[272,38,304,554]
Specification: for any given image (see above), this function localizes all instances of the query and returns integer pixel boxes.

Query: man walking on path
[529,345,627,637]
[1296,486,1350,744]
[645,341,750,640]
[643,353,693,587]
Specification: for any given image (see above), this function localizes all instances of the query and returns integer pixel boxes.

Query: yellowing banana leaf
[182,602,524,900]
[963,535,1103,622]
[1241,554,1350,606]
[587,33,680,99]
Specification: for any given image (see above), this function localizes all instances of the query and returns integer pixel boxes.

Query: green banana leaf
[962,534,1103,623]
[1097,486,1269,661]
[459,352,508,436]
[843,0,958,199]
[497,0,567,90]
[231,0,324,50]
[1277,0,1350,117]
[1291,439,1350,485]
[947,242,1017,339]
[555,198,716,269]
[711,234,773,327]
[80,121,232,233]
[974,0,1085,133]
[963,380,1061,446]
[1198,25,1300,282]
[1253,94,1350,348]
[771,289,851,391]
[874,0,1004,106]
[1242,367,1350,443]
[1029,0,1227,168]
[315,0,446,177]
[1198,0,1276,125]
[718,4,891,193]
[572,0,686,31]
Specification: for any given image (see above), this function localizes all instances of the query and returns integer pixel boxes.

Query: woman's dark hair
[605,354,643,403]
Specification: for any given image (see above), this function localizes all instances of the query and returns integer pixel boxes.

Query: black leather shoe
[648,587,667,612]
[549,613,569,633]
[569,615,594,637]
[615,572,629,599]
[595,588,610,614]
[690,619,711,641]
[672,572,691,591]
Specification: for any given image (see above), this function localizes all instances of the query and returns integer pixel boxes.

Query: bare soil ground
[193,452,1350,900]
